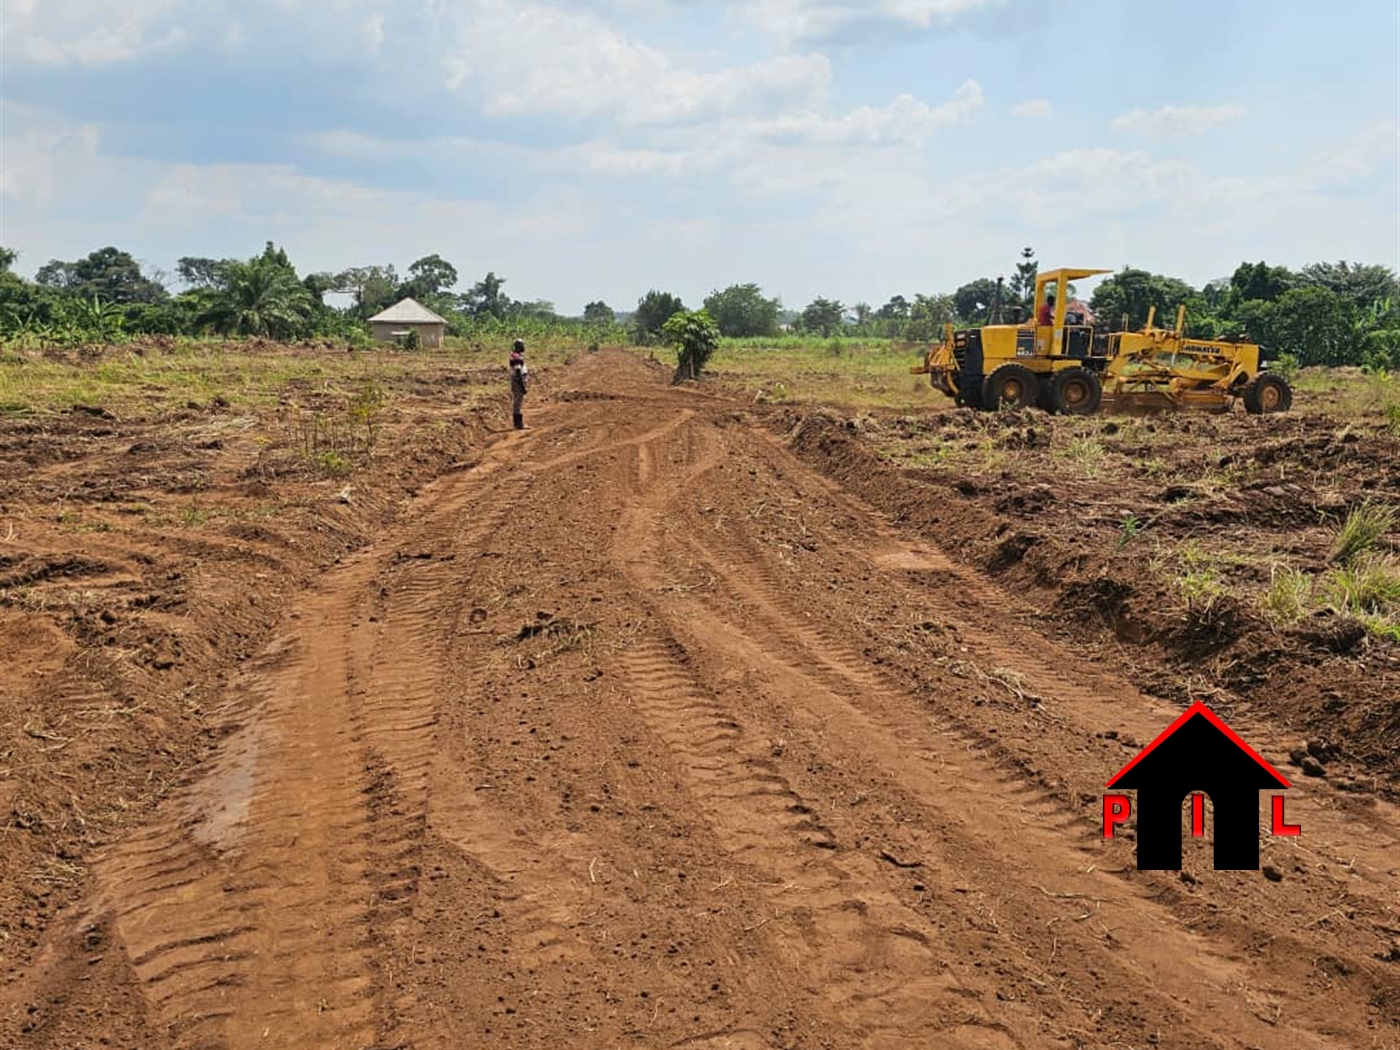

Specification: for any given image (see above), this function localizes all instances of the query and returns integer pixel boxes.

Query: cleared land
[1,341,1398,1050]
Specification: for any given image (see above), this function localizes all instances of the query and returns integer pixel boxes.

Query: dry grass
[0,336,580,418]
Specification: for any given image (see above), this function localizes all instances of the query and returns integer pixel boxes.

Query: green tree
[1297,261,1399,311]
[1010,246,1038,309]
[702,282,781,337]
[509,299,558,321]
[1089,267,1197,331]
[905,293,956,341]
[200,255,315,338]
[35,260,76,289]
[303,271,338,301]
[877,295,911,321]
[35,247,167,304]
[258,241,293,271]
[1263,286,1359,366]
[335,265,401,318]
[662,309,720,382]
[583,301,615,323]
[463,271,510,319]
[177,257,231,288]
[1229,261,1294,304]
[953,278,998,325]
[0,246,17,274]
[799,297,845,336]
[633,290,686,344]
[397,254,459,302]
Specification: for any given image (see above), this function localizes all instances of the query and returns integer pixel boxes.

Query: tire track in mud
[610,421,1037,1050]
[84,405,664,1048]
[614,624,1031,1050]
[610,412,1379,1050]
[97,567,381,1050]
[81,441,548,1049]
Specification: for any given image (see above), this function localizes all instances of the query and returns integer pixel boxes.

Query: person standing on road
[509,338,530,430]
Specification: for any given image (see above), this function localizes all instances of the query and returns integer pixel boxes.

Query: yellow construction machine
[913,266,1294,415]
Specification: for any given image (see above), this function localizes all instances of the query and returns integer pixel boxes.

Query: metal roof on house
[367,298,448,325]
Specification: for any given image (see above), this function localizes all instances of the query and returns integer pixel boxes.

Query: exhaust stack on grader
[913,267,1294,415]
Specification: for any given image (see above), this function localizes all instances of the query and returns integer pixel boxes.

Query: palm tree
[200,257,313,338]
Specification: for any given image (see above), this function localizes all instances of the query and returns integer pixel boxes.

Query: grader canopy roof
[1035,268,1111,300]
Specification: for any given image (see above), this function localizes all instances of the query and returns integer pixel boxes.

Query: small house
[368,298,447,349]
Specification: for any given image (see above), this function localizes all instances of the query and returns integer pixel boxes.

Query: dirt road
[6,350,1399,1049]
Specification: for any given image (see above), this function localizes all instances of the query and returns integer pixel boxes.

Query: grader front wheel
[1243,373,1293,415]
[1049,367,1103,415]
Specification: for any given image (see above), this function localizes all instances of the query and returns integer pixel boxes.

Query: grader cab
[913,266,1293,415]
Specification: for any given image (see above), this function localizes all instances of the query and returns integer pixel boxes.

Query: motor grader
[912,266,1294,415]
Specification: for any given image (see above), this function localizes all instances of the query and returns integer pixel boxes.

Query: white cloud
[0,100,102,200]
[747,80,983,145]
[0,0,394,66]
[732,0,1008,43]
[554,78,983,192]
[364,12,385,52]
[1110,103,1246,136]
[0,0,188,65]
[1011,98,1052,118]
[444,0,830,124]
[1301,120,1400,187]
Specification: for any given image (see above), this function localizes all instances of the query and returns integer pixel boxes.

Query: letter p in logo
[1103,794,1131,838]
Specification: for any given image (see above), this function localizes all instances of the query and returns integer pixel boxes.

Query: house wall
[370,322,444,349]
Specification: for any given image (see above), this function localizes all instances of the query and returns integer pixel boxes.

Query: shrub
[662,309,721,382]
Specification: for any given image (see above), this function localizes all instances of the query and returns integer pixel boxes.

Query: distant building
[368,298,447,348]
[1065,299,1098,326]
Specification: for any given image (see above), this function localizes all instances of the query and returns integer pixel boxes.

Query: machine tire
[1049,367,1103,415]
[1243,373,1293,414]
[981,364,1039,412]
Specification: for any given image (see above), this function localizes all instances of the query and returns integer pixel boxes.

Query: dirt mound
[770,404,1400,790]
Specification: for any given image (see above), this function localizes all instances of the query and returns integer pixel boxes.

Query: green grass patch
[1262,565,1314,624]
[1324,555,1400,616]
[1330,501,1396,565]
[707,337,940,412]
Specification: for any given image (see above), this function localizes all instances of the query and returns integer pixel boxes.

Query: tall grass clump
[1324,556,1400,617]
[1329,501,1396,565]
[1262,565,1313,624]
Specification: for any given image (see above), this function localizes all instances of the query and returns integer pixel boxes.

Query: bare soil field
[2,345,1398,1050]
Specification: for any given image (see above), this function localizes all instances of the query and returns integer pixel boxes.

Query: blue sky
[1,0,1396,313]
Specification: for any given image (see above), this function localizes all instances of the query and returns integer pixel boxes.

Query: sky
[1,0,1397,314]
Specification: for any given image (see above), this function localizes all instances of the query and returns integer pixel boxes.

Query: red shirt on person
[1038,301,1055,325]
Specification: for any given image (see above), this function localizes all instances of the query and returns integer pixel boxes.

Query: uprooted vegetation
[767,376,1400,790]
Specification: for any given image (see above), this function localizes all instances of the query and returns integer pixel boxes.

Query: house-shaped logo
[1103,702,1300,870]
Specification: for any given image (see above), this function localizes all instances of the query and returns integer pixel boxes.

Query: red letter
[1272,795,1301,836]
[1104,795,1131,838]
[1192,794,1205,837]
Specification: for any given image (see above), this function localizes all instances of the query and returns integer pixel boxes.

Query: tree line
[1,242,1396,370]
